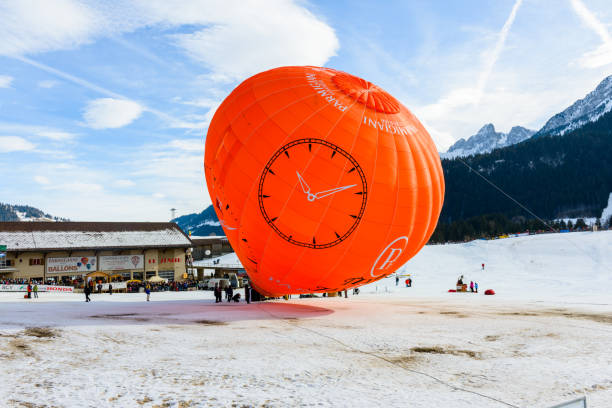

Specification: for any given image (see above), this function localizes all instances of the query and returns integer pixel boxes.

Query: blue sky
[1,0,611,221]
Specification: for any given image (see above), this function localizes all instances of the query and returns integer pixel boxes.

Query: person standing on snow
[470,281,474,293]
[27,283,32,299]
[395,275,399,286]
[475,282,479,293]
[145,284,151,301]
[33,284,38,299]
[108,282,113,295]
[214,283,221,303]
[244,284,251,304]
[226,285,234,302]
[84,285,91,302]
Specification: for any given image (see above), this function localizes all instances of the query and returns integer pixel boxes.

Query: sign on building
[46,257,97,274]
[99,255,144,271]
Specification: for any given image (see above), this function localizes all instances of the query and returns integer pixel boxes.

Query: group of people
[456,275,479,293]
[213,283,251,304]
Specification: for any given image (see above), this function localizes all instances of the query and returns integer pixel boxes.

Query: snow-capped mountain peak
[536,75,612,137]
[441,124,535,159]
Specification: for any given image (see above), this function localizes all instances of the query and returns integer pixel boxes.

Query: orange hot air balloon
[205,66,444,296]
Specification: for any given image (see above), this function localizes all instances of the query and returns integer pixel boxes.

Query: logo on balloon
[370,236,409,278]
[131,256,140,267]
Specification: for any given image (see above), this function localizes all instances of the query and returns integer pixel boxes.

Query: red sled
[448,289,456,292]
[484,289,495,295]
[24,294,28,299]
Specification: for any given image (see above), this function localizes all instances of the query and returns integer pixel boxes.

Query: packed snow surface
[1,231,611,407]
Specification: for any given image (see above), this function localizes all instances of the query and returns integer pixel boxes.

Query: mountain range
[444,74,612,158]
[0,203,67,222]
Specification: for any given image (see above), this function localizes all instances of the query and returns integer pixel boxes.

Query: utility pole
[170,208,177,220]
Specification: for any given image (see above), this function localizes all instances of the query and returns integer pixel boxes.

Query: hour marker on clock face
[258,138,368,249]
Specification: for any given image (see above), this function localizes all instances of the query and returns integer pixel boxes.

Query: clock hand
[313,184,357,200]
[296,171,311,194]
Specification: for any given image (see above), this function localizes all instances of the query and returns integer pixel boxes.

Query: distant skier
[395,275,399,286]
[475,282,479,293]
[482,263,485,271]
[470,281,474,293]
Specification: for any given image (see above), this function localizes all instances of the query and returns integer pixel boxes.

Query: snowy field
[1,231,611,408]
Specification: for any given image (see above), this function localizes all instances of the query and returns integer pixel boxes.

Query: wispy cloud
[37,131,77,141]
[0,136,35,152]
[37,79,59,88]
[0,75,13,88]
[83,98,143,129]
[475,0,523,103]
[570,0,612,68]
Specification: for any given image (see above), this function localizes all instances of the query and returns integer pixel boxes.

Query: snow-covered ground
[1,231,611,407]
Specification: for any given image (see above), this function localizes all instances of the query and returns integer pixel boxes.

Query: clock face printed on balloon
[258,138,367,249]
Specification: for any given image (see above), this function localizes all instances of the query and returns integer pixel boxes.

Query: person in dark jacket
[244,284,251,304]
[108,283,113,295]
[226,285,234,302]
[214,283,221,303]
[84,285,91,302]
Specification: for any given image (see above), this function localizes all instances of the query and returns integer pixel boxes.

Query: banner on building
[0,284,74,292]
[46,257,97,274]
[99,255,144,271]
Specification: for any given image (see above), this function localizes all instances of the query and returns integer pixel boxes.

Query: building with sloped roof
[0,222,192,284]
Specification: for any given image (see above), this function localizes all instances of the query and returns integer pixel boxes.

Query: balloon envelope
[205,66,444,296]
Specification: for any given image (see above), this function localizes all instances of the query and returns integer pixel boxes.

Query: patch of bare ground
[439,311,459,314]
[136,396,153,405]
[499,312,540,316]
[90,313,138,319]
[195,320,227,325]
[411,346,480,359]
[551,311,612,324]
[23,327,58,338]
[8,400,53,408]
[484,335,500,342]
[388,354,419,366]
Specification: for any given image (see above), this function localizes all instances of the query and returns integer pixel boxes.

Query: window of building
[146,271,156,279]
[159,270,174,282]
[29,258,43,266]
[132,272,143,281]
[121,272,131,279]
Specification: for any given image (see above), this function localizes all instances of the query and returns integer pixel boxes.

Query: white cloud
[570,0,612,68]
[38,79,59,88]
[34,175,50,185]
[0,0,97,56]
[0,136,35,152]
[168,139,203,152]
[37,131,76,141]
[0,75,13,88]
[152,192,165,199]
[116,179,136,188]
[1,1,338,81]
[165,0,339,80]
[83,98,143,129]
